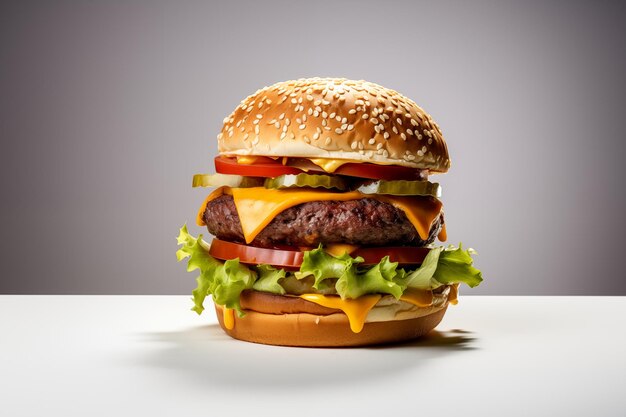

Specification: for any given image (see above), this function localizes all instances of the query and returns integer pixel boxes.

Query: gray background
[1,0,624,295]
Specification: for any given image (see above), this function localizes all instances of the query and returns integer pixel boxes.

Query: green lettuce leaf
[252,265,287,295]
[210,258,256,314]
[295,246,363,289]
[395,248,443,290]
[336,256,404,299]
[433,245,483,288]
[176,224,256,315]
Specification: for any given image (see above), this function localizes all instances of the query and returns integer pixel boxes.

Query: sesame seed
[396,118,403,125]
[383,150,389,157]
[395,109,403,114]
[384,132,390,139]
[410,119,418,127]
[370,118,379,125]
[243,133,249,140]
[252,136,259,145]
[407,129,414,136]
[282,125,288,132]
[400,133,407,140]
[351,142,358,150]
[299,124,306,130]
[362,114,369,120]
[347,124,354,131]
[341,123,348,130]
[290,132,296,139]
[422,146,427,152]
[274,122,280,128]
[348,109,357,114]
[335,128,343,134]
[341,117,347,124]
[307,108,313,116]
[280,132,286,140]
[304,135,311,143]
[258,102,263,108]
[428,138,433,144]
[417,134,423,140]
[303,114,307,122]
[266,99,272,104]
[313,111,320,117]
[291,98,297,104]
[335,115,342,122]
[296,118,302,124]
[306,95,313,101]
[376,143,383,150]
[279,113,285,120]
[392,126,398,134]
[417,150,424,156]
[325,137,332,145]
[285,118,291,126]
[313,132,320,140]
[253,119,259,125]
[368,138,376,145]
[322,112,328,119]
[314,100,321,106]
[254,125,260,134]
[329,112,336,119]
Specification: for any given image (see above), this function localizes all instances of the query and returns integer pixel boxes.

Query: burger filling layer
[203,194,443,248]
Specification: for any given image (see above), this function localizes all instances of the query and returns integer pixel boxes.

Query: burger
[176,78,482,347]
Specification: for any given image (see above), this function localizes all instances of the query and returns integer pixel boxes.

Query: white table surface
[1,296,624,417]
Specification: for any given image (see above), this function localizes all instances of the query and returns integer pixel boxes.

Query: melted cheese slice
[223,307,235,329]
[299,294,382,333]
[323,243,359,256]
[399,288,434,307]
[299,288,439,333]
[197,187,443,244]
[308,158,350,173]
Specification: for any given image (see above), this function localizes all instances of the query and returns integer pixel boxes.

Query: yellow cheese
[399,288,434,307]
[449,284,459,305]
[223,307,235,329]
[196,186,229,226]
[236,156,260,164]
[308,158,350,173]
[324,243,359,257]
[218,187,442,244]
[300,294,382,333]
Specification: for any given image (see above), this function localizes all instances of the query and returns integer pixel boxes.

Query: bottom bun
[214,304,447,347]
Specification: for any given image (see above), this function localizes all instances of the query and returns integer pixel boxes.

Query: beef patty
[203,195,442,248]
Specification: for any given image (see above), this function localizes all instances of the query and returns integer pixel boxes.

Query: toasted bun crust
[217,78,450,172]
[215,303,447,347]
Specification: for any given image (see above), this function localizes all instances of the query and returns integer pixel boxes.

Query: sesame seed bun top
[217,78,451,173]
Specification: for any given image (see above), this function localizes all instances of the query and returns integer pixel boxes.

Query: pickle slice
[264,173,349,191]
[192,173,264,188]
[357,180,441,197]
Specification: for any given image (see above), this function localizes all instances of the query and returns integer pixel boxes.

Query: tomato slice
[333,163,427,181]
[215,156,426,181]
[209,238,429,268]
[215,156,302,178]
[209,238,305,268]
[351,246,430,266]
